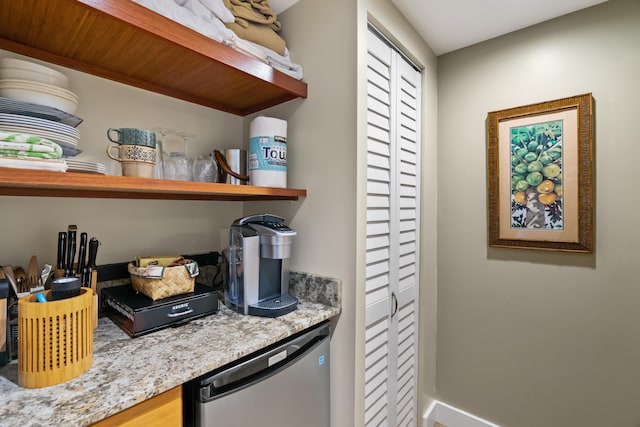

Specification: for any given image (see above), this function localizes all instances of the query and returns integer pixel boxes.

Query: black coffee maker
[225,214,298,317]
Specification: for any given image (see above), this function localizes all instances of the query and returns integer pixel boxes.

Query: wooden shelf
[0,168,306,201]
[0,0,307,116]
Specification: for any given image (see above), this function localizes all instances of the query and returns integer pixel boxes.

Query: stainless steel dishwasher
[184,320,331,427]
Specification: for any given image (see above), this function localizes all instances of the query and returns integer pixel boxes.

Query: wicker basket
[128,260,199,300]
[18,288,94,388]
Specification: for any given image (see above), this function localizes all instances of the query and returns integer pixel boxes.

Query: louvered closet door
[365,26,421,427]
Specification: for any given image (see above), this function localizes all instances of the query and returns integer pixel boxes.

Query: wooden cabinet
[0,1,308,201]
[90,385,182,427]
[0,0,307,116]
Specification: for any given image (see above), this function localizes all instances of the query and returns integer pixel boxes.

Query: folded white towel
[198,0,235,23]
[134,0,227,42]
[133,0,303,79]
[229,37,303,80]
[177,0,213,24]
[0,157,67,172]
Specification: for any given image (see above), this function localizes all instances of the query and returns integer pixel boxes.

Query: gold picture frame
[487,93,593,252]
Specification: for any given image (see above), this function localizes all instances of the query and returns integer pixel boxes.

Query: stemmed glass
[165,131,195,181]
[152,127,173,179]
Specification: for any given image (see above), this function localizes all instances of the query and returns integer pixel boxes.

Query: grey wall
[436,0,640,425]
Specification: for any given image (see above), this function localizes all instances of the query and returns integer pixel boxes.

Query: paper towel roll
[249,116,287,188]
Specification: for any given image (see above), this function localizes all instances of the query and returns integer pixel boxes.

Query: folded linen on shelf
[135,0,228,42]
[0,130,63,159]
[222,0,285,55]
[174,0,233,26]
[0,156,67,172]
[197,0,235,22]
[133,0,303,79]
[229,38,303,80]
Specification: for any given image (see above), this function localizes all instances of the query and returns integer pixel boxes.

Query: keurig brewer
[226,214,298,317]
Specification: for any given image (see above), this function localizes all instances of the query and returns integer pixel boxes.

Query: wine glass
[152,127,174,179]
[168,131,194,181]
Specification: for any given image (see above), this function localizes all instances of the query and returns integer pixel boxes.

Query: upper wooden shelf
[0,168,306,201]
[0,0,307,116]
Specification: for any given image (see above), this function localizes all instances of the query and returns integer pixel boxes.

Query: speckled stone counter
[0,271,341,427]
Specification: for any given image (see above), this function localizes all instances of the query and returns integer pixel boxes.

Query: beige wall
[436,0,640,426]
[246,1,359,426]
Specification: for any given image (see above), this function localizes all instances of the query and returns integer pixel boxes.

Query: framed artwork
[487,93,593,252]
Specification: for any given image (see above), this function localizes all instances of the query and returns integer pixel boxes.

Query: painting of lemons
[510,120,563,229]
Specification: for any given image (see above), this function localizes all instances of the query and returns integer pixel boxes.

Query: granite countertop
[0,272,341,427]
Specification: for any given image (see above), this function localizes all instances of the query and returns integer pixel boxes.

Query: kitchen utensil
[2,266,19,297]
[0,280,8,367]
[77,232,87,285]
[56,231,66,271]
[40,264,52,289]
[27,255,39,291]
[86,237,99,290]
[66,225,77,276]
[213,149,249,184]
[12,266,26,293]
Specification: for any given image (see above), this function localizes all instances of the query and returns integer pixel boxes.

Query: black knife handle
[66,230,77,276]
[77,232,88,284]
[86,238,99,288]
[57,232,67,270]
[87,237,99,268]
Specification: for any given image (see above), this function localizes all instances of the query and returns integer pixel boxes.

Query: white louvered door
[364,26,421,427]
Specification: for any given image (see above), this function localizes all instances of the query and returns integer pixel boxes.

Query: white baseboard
[423,400,501,427]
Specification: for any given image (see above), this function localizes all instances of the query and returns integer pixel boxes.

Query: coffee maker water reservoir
[226,214,298,317]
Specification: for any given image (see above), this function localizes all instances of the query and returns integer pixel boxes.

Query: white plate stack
[0,113,79,151]
[66,158,106,175]
[0,57,89,172]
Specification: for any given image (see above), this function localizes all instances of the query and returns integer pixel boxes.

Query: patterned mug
[107,144,156,178]
[107,128,156,148]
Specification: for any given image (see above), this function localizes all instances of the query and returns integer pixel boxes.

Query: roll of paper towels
[249,116,287,188]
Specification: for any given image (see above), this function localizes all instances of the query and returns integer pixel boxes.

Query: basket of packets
[128,256,199,300]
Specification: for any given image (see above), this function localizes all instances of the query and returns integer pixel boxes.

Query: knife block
[54,268,97,329]
[17,287,94,388]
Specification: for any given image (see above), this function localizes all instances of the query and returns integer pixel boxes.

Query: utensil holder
[18,288,94,388]
[54,268,98,329]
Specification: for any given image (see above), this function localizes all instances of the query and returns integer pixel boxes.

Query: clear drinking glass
[164,131,194,181]
[193,154,217,182]
[152,127,173,179]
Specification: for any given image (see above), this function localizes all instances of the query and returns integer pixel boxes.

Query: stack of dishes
[0,58,77,114]
[0,113,79,151]
[66,159,106,175]
[0,58,87,172]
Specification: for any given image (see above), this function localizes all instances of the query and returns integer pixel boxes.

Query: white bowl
[0,82,78,114]
[0,57,69,88]
[0,79,78,100]
[0,67,69,89]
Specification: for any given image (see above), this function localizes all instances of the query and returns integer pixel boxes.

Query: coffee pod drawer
[17,288,94,388]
